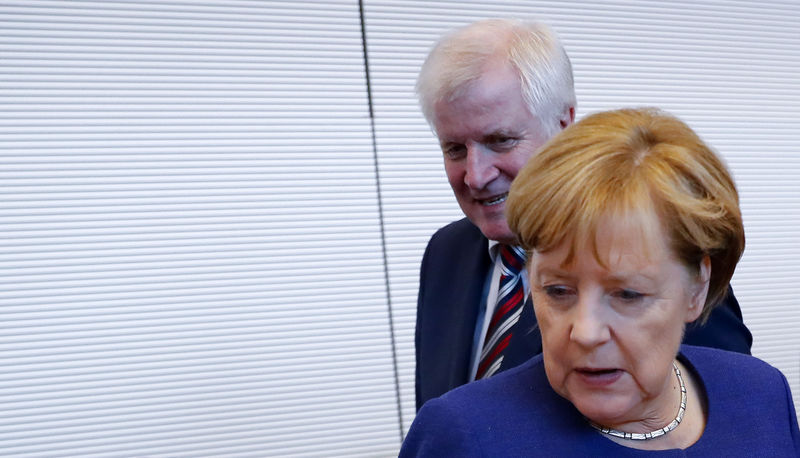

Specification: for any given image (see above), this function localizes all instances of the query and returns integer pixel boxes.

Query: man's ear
[687,255,711,323]
[559,105,575,130]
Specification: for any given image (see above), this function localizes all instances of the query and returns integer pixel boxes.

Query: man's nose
[463,144,498,190]
[569,295,611,348]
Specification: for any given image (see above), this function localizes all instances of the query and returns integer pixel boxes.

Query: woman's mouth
[575,368,623,386]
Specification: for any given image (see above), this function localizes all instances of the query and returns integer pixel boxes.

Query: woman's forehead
[534,208,671,270]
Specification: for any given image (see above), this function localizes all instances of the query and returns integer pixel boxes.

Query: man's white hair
[416,18,576,136]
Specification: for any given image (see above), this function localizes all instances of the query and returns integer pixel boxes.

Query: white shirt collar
[487,239,501,262]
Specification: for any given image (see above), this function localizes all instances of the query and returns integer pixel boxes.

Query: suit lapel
[440,229,490,388]
[500,294,542,371]
[417,219,491,408]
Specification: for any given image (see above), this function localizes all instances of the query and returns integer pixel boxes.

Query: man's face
[432,64,553,244]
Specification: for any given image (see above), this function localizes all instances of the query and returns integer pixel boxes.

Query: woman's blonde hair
[506,108,744,321]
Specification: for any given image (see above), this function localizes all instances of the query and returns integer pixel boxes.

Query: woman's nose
[569,295,611,348]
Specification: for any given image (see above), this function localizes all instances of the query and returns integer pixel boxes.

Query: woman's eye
[615,289,644,301]
[544,285,572,299]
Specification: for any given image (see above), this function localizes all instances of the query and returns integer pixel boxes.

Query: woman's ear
[686,255,711,322]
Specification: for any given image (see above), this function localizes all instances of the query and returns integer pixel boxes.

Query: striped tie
[476,245,526,380]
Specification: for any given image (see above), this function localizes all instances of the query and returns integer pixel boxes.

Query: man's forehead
[433,99,527,142]
[433,77,540,142]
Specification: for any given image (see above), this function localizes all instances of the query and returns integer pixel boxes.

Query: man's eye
[443,145,466,159]
[489,136,517,149]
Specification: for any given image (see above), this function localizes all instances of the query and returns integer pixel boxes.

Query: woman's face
[529,215,709,430]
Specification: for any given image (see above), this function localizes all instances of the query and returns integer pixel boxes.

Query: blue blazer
[415,218,753,410]
[402,345,800,457]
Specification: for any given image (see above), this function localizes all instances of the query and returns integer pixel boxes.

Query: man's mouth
[480,193,508,206]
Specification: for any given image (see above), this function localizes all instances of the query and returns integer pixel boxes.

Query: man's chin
[475,221,516,244]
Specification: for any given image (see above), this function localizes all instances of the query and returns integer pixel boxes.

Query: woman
[400,108,800,456]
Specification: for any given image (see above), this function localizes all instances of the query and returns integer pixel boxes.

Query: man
[414,19,752,410]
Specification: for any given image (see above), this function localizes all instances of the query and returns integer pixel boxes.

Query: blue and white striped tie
[476,245,526,379]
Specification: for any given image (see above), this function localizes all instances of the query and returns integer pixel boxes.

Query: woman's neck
[600,360,707,451]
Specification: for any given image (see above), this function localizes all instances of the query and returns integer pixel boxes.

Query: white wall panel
[0,1,401,456]
[364,0,800,436]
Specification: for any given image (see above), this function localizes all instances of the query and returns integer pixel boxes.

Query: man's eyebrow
[482,130,516,141]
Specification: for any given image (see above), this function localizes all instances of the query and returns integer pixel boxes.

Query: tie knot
[499,245,526,274]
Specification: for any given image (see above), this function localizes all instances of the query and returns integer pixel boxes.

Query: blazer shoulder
[682,344,788,392]
[432,354,547,411]
[681,345,800,453]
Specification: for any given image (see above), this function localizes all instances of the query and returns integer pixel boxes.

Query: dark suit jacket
[415,218,753,410]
